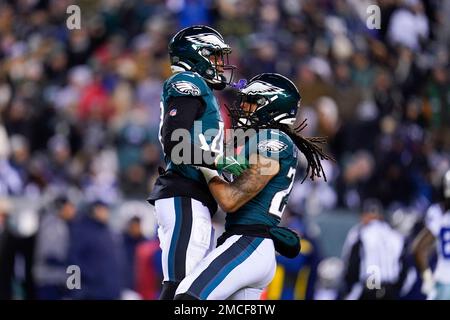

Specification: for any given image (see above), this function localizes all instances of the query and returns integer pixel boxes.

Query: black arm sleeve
[161,96,218,169]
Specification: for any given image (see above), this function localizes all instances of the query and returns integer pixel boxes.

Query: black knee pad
[159,281,180,300]
[174,293,198,300]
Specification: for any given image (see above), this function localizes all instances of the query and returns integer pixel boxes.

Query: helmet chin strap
[171,61,192,73]
[172,62,227,89]
[171,65,187,73]
[205,73,227,90]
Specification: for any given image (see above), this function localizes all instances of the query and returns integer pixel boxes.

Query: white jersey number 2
[269,167,296,218]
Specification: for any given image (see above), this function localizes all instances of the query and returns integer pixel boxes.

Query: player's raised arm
[200,153,279,212]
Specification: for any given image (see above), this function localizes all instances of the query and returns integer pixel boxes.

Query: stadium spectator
[387,0,429,51]
[34,194,77,300]
[0,204,38,300]
[68,200,124,300]
[121,215,147,292]
[135,238,163,300]
[0,198,13,299]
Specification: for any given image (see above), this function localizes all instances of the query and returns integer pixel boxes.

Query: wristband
[199,167,219,184]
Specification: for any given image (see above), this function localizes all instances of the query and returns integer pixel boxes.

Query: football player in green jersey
[147,26,248,299]
[175,73,332,300]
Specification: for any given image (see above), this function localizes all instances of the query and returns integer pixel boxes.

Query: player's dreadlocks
[274,119,334,182]
[226,104,334,182]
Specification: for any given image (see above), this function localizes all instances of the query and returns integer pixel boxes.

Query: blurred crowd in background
[0,0,449,300]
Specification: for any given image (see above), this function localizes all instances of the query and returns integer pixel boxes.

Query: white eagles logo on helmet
[172,81,201,96]
[185,33,229,50]
[257,139,288,153]
[241,80,285,95]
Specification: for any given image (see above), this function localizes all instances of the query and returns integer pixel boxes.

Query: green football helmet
[228,73,301,129]
[168,25,235,90]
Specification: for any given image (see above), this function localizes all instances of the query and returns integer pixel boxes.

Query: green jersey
[160,71,224,183]
[226,129,298,228]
